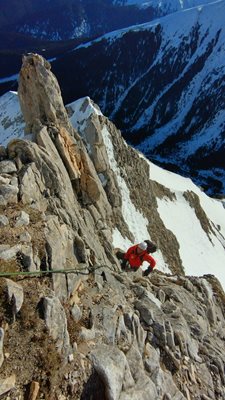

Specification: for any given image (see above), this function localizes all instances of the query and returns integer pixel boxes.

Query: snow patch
[101,125,150,245]
[67,97,102,132]
[0,91,25,146]
[156,191,225,290]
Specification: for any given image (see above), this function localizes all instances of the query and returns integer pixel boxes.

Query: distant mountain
[1,0,214,41]
[0,30,87,86]
[0,0,155,41]
[0,0,153,86]
[0,0,214,86]
[0,0,154,88]
[114,0,213,10]
[51,0,225,196]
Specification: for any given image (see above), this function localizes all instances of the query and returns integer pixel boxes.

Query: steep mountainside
[114,0,213,10]
[0,0,155,86]
[0,0,156,41]
[1,79,225,288]
[51,0,225,196]
[0,32,85,80]
[0,0,213,41]
[0,0,215,84]
[0,53,225,400]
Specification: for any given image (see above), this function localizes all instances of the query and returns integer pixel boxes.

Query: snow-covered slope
[114,0,213,10]
[1,91,225,289]
[0,91,25,145]
[150,163,225,286]
[52,0,225,196]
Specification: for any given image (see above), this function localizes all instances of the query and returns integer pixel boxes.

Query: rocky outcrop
[42,296,70,356]
[3,54,118,296]
[0,374,16,396]
[7,54,184,282]
[1,264,224,399]
[5,278,24,314]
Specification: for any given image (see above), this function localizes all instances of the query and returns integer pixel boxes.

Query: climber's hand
[142,266,153,277]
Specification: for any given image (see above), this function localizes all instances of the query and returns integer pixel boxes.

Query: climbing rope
[0,263,122,278]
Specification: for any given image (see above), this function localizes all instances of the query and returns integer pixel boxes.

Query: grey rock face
[79,327,96,341]
[0,183,18,205]
[90,344,127,400]
[19,162,47,210]
[0,215,9,226]
[42,297,70,355]
[144,343,160,376]
[19,244,38,272]
[19,231,32,242]
[71,304,82,322]
[15,211,30,227]
[5,279,24,314]
[0,244,21,260]
[18,54,71,135]
[0,160,17,174]
[12,53,120,301]
[134,299,155,326]
[0,176,10,185]
[44,216,78,299]
[0,374,16,396]
[0,328,4,368]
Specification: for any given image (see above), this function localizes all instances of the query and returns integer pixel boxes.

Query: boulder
[15,211,30,227]
[0,244,21,260]
[0,183,18,205]
[5,278,24,313]
[79,327,96,341]
[119,374,157,400]
[19,162,47,210]
[19,231,32,242]
[90,344,127,400]
[144,343,160,377]
[0,176,10,185]
[0,374,16,396]
[19,244,38,272]
[71,304,82,322]
[0,215,9,226]
[102,306,118,344]
[134,300,154,326]
[0,160,17,174]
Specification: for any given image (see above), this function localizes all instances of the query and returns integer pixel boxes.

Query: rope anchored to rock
[0,263,122,278]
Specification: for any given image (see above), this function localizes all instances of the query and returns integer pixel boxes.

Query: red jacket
[124,244,156,269]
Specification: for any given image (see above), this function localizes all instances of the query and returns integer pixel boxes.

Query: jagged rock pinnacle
[18,53,72,135]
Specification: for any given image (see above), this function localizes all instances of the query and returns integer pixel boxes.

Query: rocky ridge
[0,54,225,399]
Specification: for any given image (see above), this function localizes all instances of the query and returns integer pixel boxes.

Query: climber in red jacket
[121,241,156,276]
